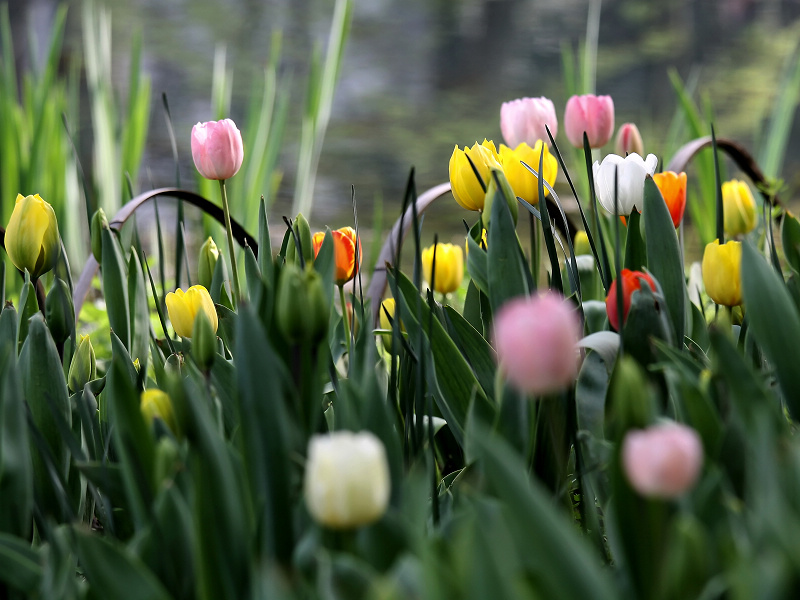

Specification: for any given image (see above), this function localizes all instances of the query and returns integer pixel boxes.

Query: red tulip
[605,269,657,331]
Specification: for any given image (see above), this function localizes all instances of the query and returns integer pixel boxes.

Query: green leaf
[258,197,274,285]
[102,228,130,349]
[575,351,609,439]
[463,279,484,335]
[127,249,150,367]
[466,235,489,293]
[781,212,800,275]
[0,532,42,593]
[577,331,619,370]
[643,177,685,345]
[487,172,529,311]
[740,241,800,418]
[16,279,39,352]
[623,209,647,271]
[443,305,496,402]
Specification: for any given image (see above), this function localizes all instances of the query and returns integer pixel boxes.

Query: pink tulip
[500,97,558,148]
[614,123,644,156]
[191,119,244,180]
[493,293,582,395]
[622,423,703,499]
[564,94,615,149]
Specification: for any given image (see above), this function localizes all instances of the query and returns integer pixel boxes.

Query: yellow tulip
[422,243,464,295]
[140,389,178,434]
[5,193,60,279]
[165,285,218,338]
[449,140,501,211]
[702,239,742,306]
[574,230,591,255]
[722,179,757,237]
[499,141,558,206]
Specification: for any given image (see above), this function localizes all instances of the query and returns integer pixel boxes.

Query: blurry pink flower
[564,94,615,149]
[615,123,644,156]
[622,423,703,499]
[191,119,244,180]
[500,97,558,148]
[493,293,582,395]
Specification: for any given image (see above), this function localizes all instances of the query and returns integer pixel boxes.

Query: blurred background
[7,0,800,259]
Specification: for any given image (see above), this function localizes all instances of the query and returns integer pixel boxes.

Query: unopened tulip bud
[192,310,217,371]
[90,208,109,263]
[191,119,244,181]
[304,431,391,529]
[5,193,60,279]
[197,237,220,289]
[614,123,644,157]
[378,298,404,352]
[605,269,658,331]
[140,388,178,434]
[493,292,582,395]
[722,179,757,237]
[68,334,96,393]
[574,230,591,256]
[608,355,653,437]
[421,243,464,295]
[564,94,615,149]
[286,213,314,266]
[701,240,742,306]
[276,263,329,344]
[622,422,703,498]
[45,278,74,346]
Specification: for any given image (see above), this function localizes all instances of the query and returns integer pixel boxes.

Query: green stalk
[339,283,351,360]
[219,179,241,306]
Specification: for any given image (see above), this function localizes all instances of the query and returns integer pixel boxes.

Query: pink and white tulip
[191,119,244,181]
[564,94,615,149]
[500,97,558,148]
[615,123,644,156]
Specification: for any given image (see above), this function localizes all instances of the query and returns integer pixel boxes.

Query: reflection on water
[11,0,800,249]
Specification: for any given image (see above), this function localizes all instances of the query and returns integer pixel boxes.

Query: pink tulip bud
[622,423,703,499]
[564,94,615,149]
[493,293,582,395]
[500,97,558,148]
[614,123,644,156]
[191,119,244,180]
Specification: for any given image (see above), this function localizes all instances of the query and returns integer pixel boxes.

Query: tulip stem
[339,284,351,360]
[219,180,241,306]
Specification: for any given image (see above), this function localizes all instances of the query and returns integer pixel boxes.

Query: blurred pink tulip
[493,293,581,395]
[564,94,615,149]
[615,123,644,156]
[191,119,244,180]
[622,423,703,499]
[500,97,558,148]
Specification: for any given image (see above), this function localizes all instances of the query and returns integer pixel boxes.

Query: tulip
[593,153,659,216]
[498,141,558,206]
[449,140,502,211]
[190,119,244,181]
[500,97,558,148]
[379,298,405,352]
[605,269,657,331]
[702,239,742,306]
[276,263,329,344]
[140,389,178,434]
[722,179,757,237]
[574,230,591,256]
[312,227,362,286]
[622,423,703,499]
[4,193,60,279]
[304,431,391,529]
[653,171,688,228]
[197,236,220,289]
[421,243,464,295]
[68,334,97,393]
[165,285,219,338]
[493,293,582,395]
[564,94,615,148]
[614,123,644,157]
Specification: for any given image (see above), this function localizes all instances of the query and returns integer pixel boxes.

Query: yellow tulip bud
[5,194,60,279]
[421,243,464,295]
[722,180,757,237]
[498,141,558,206]
[574,230,591,255]
[449,140,501,211]
[165,285,218,339]
[197,237,220,289]
[701,239,742,306]
[68,334,97,393]
[140,389,178,434]
[378,298,405,352]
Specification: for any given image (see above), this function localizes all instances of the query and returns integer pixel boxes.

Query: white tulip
[592,153,659,215]
[304,431,390,529]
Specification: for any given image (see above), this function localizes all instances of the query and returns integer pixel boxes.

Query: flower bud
[191,119,244,181]
[564,94,615,149]
[304,431,391,529]
[197,236,220,289]
[378,298,404,352]
[622,422,703,498]
[421,243,464,295]
[140,389,178,435]
[449,140,502,211]
[498,141,558,207]
[500,97,558,148]
[45,277,74,346]
[5,193,60,279]
[701,239,742,307]
[165,285,218,339]
[614,123,644,157]
[286,213,314,267]
[68,334,97,393]
[493,292,582,395]
[574,231,591,256]
[276,263,329,344]
[192,310,217,371]
[90,207,109,263]
[722,179,757,237]
[653,171,688,228]
[605,269,658,331]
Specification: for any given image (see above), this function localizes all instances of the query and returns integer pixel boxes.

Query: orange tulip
[652,171,687,228]
[312,227,362,285]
